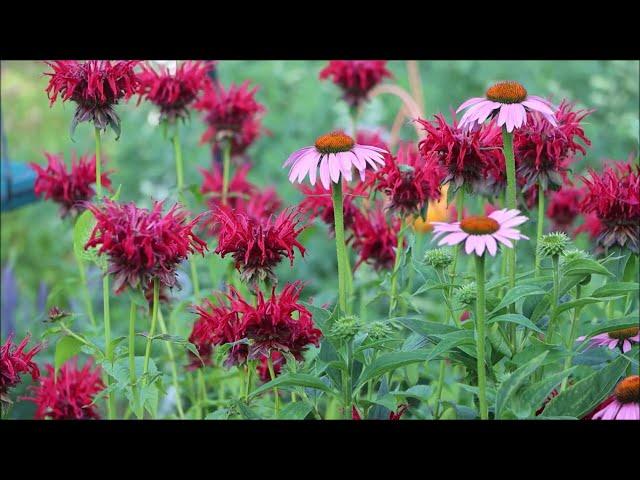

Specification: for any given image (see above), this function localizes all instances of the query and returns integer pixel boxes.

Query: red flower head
[580,162,640,253]
[200,163,257,211]
[515,100,592,192]
[84,199,208,293]
[546,186,584,231]
[214,206,307,285]
[189,294,247,369]
[1,333,43,401]
[417,114,503,194]
[257,351,284,383]
[194,80,265,155]
[356,130,391,152]
[351,204,402,271]
[374,143,444,215]
[230,282,322,361]
[137,60,215,122]
[575,212,605,242]
[30,152,112,218]
[44,60,140,138]
[23,358,104,420]
[319,61,392,108]
[298,182,366,234]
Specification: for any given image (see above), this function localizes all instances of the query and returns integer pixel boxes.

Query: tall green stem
[221,140,231,206]
[128,301,141,418]
[535,181,545,276]
[502,127,517,295]
[157,308,185,419]
[546,255,561,343]
[433,360,447,419]
[474,254,488,420]
[388,222,406,316]
[561,284,581,392]
[94,127,103,198]
[267,355,280,417]
[172,133,184,193]
[142,279,160,385]
[342,342,353,419]
[331,182,348,314]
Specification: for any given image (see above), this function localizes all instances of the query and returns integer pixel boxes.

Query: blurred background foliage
[1,59,638,359]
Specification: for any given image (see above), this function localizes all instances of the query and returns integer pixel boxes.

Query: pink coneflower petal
[328,154,341,183]
[618,403,640,420]
[485,235,497,256]
[522,98,555,117]
[456,97,486,113]
[438,231,468,246]
[337,152,354,182]
[622,340,632,353]
[319,156,330,189]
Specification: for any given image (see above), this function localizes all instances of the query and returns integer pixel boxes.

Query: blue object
[1,160,38,212]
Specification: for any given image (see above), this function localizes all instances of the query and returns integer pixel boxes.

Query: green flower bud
[423,247,454,270]
[538,232,571,258]
[330,315,360,341]
[455,282,500,311]
[366,321,393,340]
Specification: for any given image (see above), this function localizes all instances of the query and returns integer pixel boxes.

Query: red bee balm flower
[298,181,366,235]
[30,152,112,218]
[137,61,215,122]
[44,60,140,138]
[1,333,43,402]
[374,143,444,215]
[214,207,307,285]
[575,212,604,241]
[23,358,104,420]
[257,351,284,382]
[85,199,208,293]
[319,61,392,108]
[230,282,322,361]
[417,114,503,193]
[546,186,584,231]
[580,162,640,253]
[351,205,402,271]
[194,80,265,155]
[514,100,592,192]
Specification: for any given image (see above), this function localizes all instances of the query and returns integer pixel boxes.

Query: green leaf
[562,258,613,278]
[396,316,460,337]
[585,315,640,338]
[235,402,261,420]
[109,184,122,201]
[591,282,639,298]
[490,285,546,315]
[555,297,610,316]
[496,351,548,419]
[278,401,313,419]
[73,209,96,261]
[487,324,512,358]
[540,356,629,418]
[54,336,83,372]
[487,313,544,334]
[205,408,230,420]
[520,367,577,417]
[249,373,335,400]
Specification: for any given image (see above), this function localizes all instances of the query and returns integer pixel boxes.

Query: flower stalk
[474,254,489,420]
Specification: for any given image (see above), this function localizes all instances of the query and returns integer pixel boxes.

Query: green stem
[342,341,353,419]
[388,222,406,316]
[245,363,252,402]
[546,255,561,343]
[94,127,102,198]
[331,182,348,314]
[561,284,581,392]
[474,254,488,420]
[142,278,160,386]
[172,133,185,192]
[103,275,114,418]
[267,355,280,417]
[447,187,465,304]
[501,127,517,297]
[128,301,142,418]
[157,308,185,419]
[433,360,447,419]
[535,181,545,276]
[221,140,231,206]
[197,369,207,418]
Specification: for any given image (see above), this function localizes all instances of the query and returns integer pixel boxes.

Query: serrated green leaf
[249,373,335,400]
[591,282,639,298]
[562,258,613,278]
[555,297,611,316]
[521,367,577,417]
[490,285,546,315]
[487,313,544,334]
[54,336,83,372]
[396,316,460,337]
[278,401,313,419]
[236,402,261,419]
[496,351,548,419]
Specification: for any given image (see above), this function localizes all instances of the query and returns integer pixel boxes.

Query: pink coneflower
[230,282,322,361]
[432,209,529,256]
[213,207,307,285]
[546,186,584,231]
[0,333,43,401]
[514,100,592,192]
[577,327,639,353]
[457,81,556,133]
[22,358,104,420]
[284,131,387,190]
[137,60,215,122]
[580,162,640,252]
[584,375,639,420]
[44,60,140,138]
[417,114,503,193]
[351,206,402,271]
[298,181,366,234]
[319,60,392,108]
[30,152,112,218]
[85,199,208,293]
[374,143,444,215]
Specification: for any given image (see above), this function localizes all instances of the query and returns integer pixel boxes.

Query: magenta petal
[456,97,486,113]
[319,155,330,190]
[486,235,497,256]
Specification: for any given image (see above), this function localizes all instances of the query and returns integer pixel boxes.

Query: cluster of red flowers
[319,61,392,108]
[23,359,104,420]
[194,80,265,156]
[137,61,215,122]
[546,186,584,231]
[417,114,503,195]
[214,207,307,285]
[30,152,112,218]
[351,205,402,271]
[514,101,592,192]
[298,181,366,234]
[44,60,140,137]
[580,162,640,252]
[85,199,208,293]
[189,283,321,377]
[372,143,444,215]
[1,334,42,403]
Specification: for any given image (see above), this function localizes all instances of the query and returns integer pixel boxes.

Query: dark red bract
[351,205,402,271]
[137,61,214,121]
[546,186,584,231]
[44,60,140,137]
[85,199,208,293]
[0,333,42,402]
[30,152,112,218]
[319,60,392,108]
[580,162,640,252]
[23,358,104,420]
[515,100,592,192]
[214,206,306,285]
